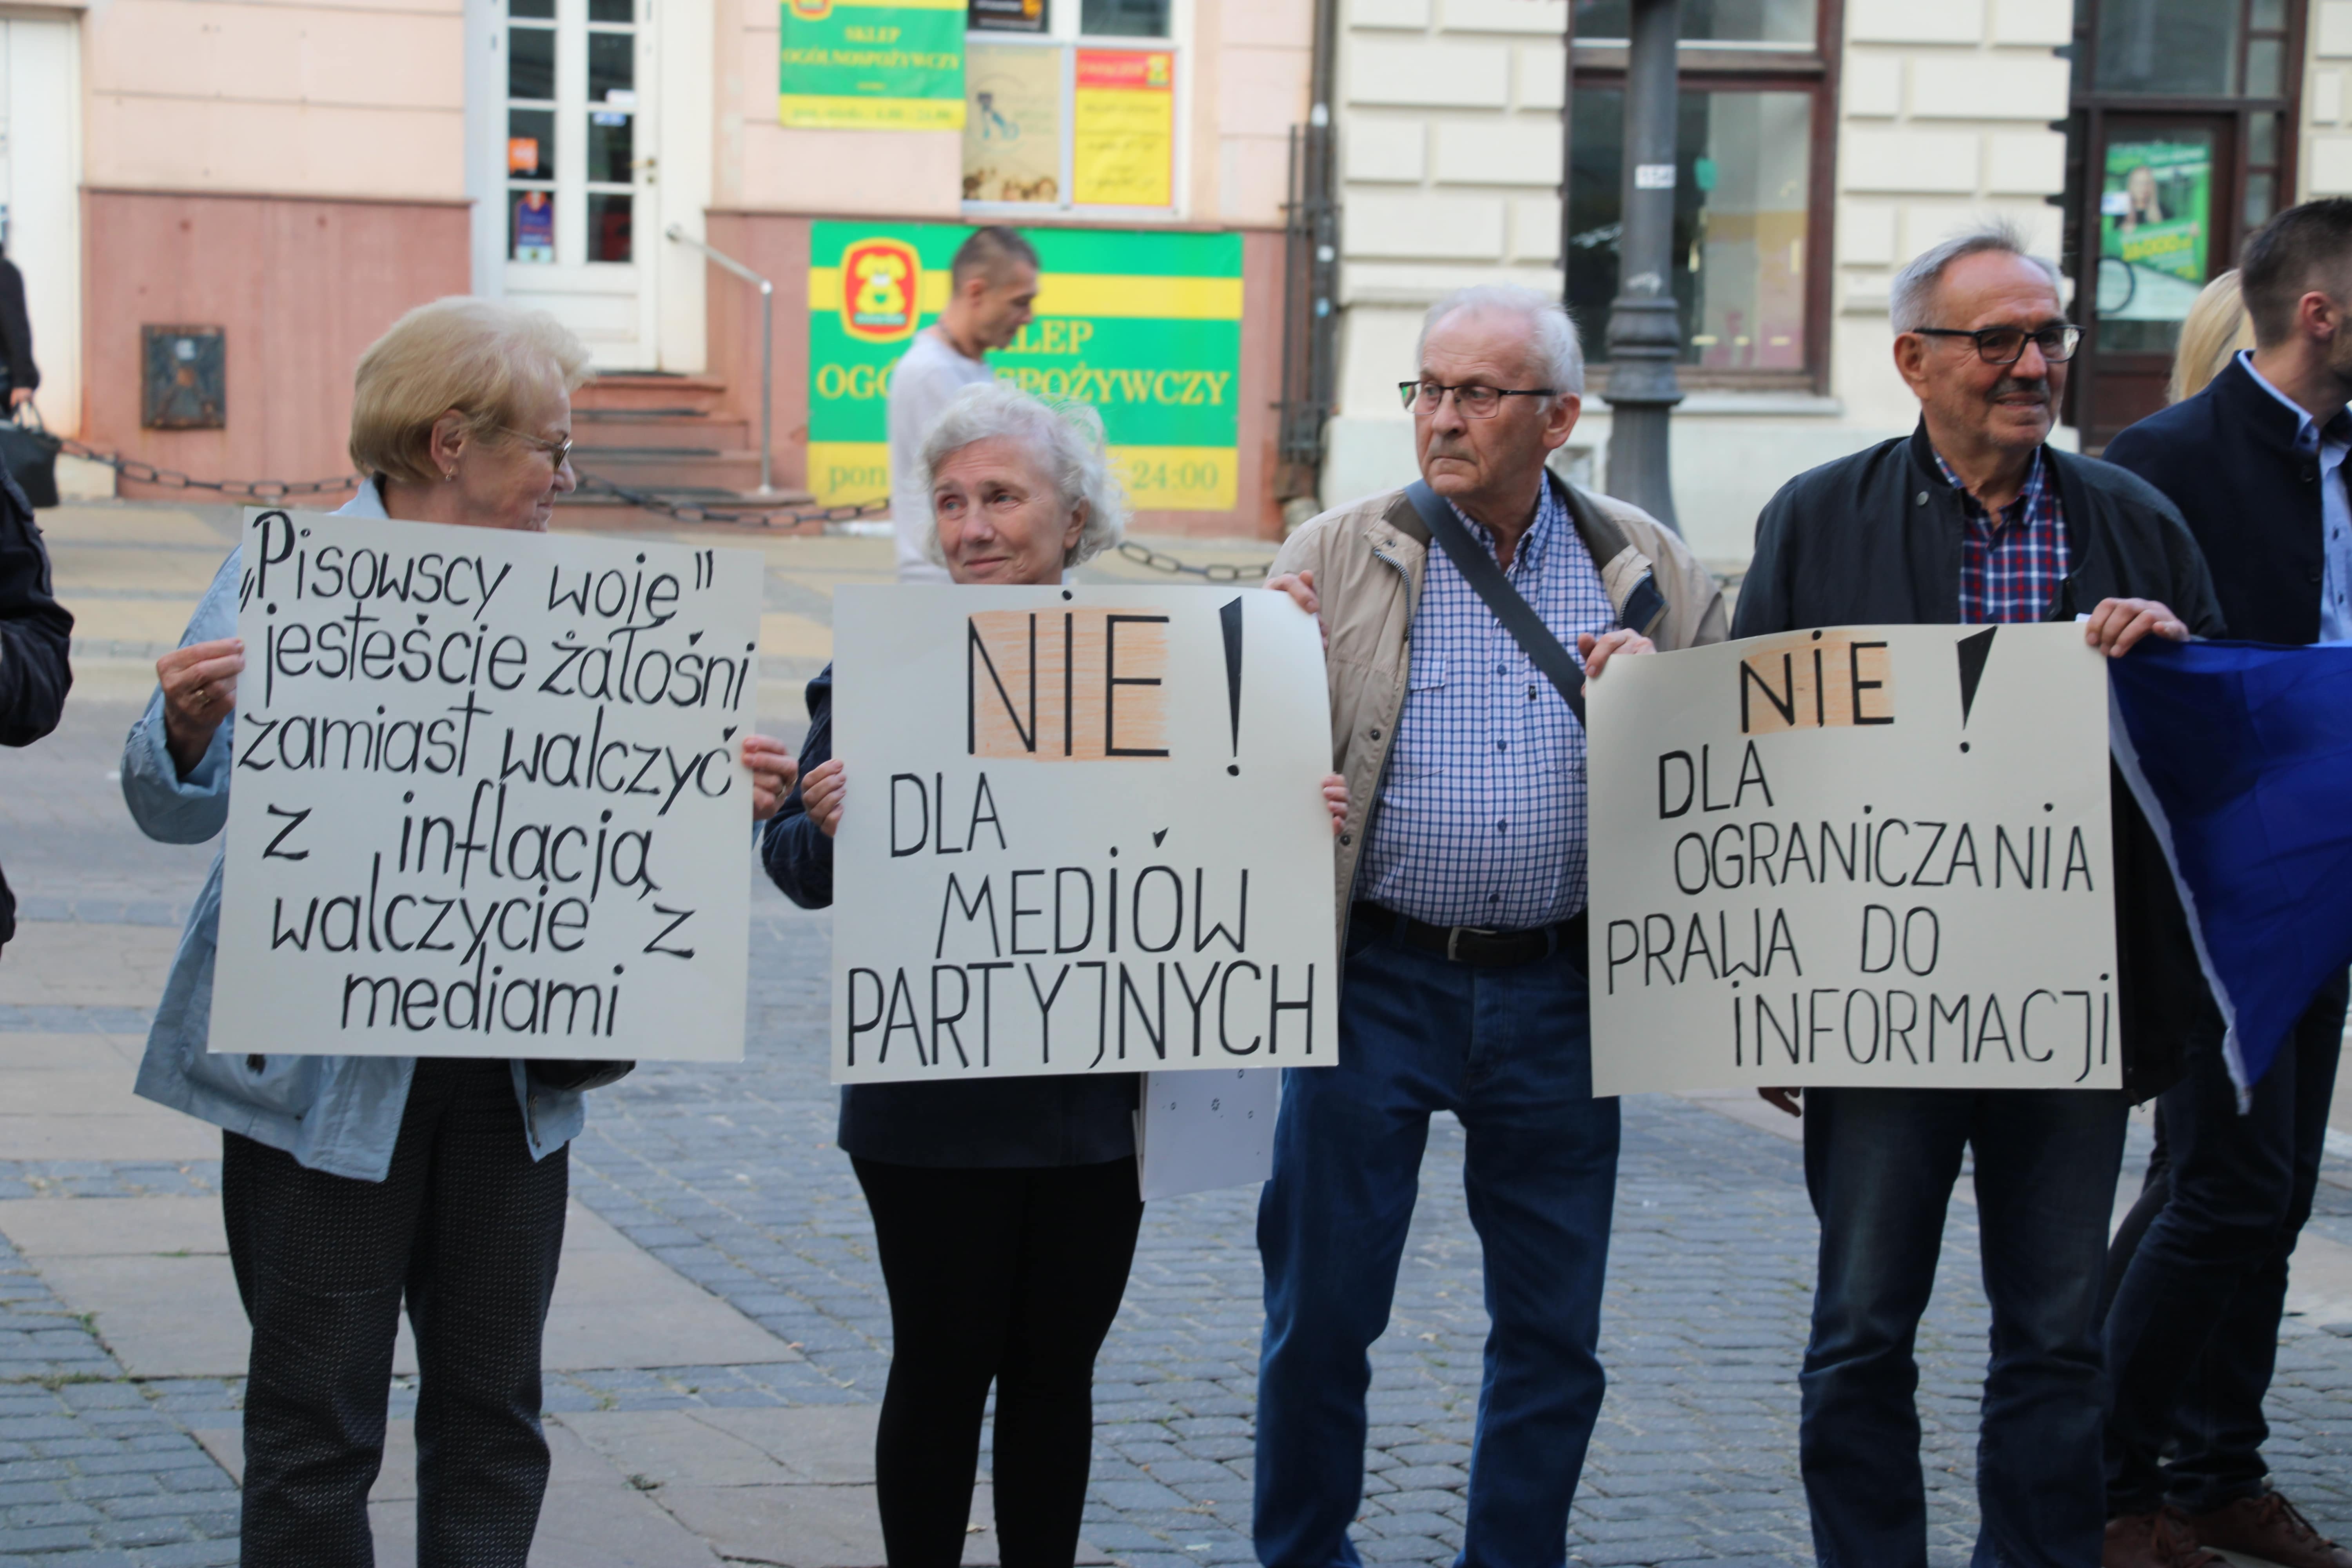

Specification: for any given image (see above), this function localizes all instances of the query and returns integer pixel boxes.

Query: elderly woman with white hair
[121,298,794,1568]
[763,381,1340,1567]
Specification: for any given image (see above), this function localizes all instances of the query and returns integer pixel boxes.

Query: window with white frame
[962,0,1183,216]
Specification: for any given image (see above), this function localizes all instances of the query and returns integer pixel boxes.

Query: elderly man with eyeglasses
[1734,222,2224,1568]
[1252,284,1724,1568]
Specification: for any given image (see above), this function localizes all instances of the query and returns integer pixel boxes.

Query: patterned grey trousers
[223,1058,569,1567]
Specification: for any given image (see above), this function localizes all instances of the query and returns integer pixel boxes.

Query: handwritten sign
[1587,622,2118,1094]
[209,508,762,1061]
[828,584,1338,1084]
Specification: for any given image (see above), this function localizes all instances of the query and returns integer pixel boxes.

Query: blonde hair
[349,298,593,483]
[2169,270,2256,404]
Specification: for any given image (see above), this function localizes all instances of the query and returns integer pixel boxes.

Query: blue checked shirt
[1936,446,2070,625]
[1357,481,1618,929]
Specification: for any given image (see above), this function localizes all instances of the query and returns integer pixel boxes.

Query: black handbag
[525,1058,636,1092]
[0,404,58,510]
[0,406,58,511]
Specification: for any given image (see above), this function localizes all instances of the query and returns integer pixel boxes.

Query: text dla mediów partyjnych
[844,769,1315,1074]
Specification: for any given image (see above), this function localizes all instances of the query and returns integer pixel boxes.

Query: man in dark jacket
[1734,221,2223,1568]
[0,467,71,947]
[2091,199,2352,1568]
[0,250,36,411]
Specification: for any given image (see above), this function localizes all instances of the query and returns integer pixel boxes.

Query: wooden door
[2074,113,2236,448]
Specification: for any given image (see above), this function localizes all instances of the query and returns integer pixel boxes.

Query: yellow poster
[1073,50,1173,209]
[964,43,1062,203]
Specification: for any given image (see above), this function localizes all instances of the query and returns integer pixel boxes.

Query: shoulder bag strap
[1403,479,1586,727]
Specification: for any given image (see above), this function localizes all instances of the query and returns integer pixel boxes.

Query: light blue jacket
[126,483,584,1181]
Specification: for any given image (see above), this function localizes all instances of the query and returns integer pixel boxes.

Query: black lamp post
[1599,0,1684,532]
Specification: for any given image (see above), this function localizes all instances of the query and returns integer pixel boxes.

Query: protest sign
[828,584,1338,1085]
[1586,622,2117,1095]
[209,509,762,1062]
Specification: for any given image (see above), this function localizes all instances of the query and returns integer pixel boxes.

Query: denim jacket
[125,483,584,1181]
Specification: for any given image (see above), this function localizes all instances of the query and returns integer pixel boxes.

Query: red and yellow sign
[838,238,922,343]
[1073,49,1174,209]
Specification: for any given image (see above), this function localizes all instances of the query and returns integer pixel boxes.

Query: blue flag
[2109,638,2352,1096]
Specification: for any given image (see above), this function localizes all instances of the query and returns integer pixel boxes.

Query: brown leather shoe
[2104,1509,2225,1568]
[2187,1491,2352,1568]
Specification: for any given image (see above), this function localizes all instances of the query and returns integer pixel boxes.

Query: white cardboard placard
[828,584,1339,1085]
[208,508,760,1061]
[1135,1067,1279,1201]
[1586,622,2118,1095]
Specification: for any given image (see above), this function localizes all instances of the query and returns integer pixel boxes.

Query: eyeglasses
[1911,325,2082,366]
[1398,380,1557,418]
[498,428,574,470]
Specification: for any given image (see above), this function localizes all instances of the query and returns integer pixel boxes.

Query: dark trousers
[1254,926,1618,1568]
[2103,975,2349,1515]
[223,1058,569,1568]
[852,1156,1143,1568]
[1798,1086,2128,1568]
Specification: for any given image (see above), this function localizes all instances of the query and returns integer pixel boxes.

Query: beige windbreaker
[1267,473,1730,951]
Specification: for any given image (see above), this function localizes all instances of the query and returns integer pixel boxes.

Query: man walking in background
[887,226,1038,583]
[1734,221,2219,1568]
[2095,197,2352,1568]
[1255,284,1723,1568]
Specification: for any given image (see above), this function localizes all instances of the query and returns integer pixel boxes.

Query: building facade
[10,0,1311,536]
[1321,0,2332,568]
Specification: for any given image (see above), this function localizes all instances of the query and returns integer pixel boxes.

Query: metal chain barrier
[32,429,1277,577]
[569,470,889,529]
[47,434,362,501]
[1112,541,1274,581]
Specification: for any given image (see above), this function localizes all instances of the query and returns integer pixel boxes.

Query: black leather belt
[1352,902,1586,969]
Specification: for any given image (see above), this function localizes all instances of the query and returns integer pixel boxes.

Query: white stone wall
[1323,0,1570,514]
[2303,0,2352,197]
[1318,0,2079,566]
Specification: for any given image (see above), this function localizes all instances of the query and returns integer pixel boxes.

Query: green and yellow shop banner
[807,221,1244,512]
[779,0,965,130]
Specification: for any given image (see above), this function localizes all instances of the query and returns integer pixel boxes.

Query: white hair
[919,381,1125,568]
[1416,285,1585,399]
[1889,219,2063,335]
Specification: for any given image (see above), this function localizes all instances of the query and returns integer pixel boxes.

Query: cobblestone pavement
[6,672,2352,1564]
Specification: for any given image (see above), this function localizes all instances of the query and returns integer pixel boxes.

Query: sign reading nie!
[1585,623,2119,1096]
[826,585,1338,1085]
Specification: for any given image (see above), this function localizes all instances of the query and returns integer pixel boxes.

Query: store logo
[840,239,921,343]
[787,0,833,18]
[1144,52,1171,87]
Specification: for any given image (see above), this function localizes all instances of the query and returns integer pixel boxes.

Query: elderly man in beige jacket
[1254,284,1724,1568]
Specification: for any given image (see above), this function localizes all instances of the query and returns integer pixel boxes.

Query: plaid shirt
[1357,481,1617,929]
[1936,446,2071,625]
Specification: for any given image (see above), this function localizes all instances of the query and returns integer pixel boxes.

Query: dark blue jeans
[1799,1086,2127,1568]
[2103,973,2349,1515]
[1254,923,1619,1568]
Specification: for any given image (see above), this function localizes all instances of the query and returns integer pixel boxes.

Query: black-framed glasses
[1912,324,2081,366]
[1398,380,1557,418]
[498,427,574,469]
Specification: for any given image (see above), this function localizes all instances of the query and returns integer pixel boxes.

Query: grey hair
[1416,285,1585,399]
[1889,219,2063,334]
[919,381,1126,568]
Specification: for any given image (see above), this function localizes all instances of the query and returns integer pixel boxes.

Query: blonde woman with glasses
[120,297,795,1567]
